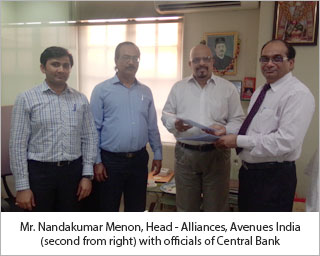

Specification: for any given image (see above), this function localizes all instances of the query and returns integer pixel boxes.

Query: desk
[147,179,239,212]
[147,183,176,211]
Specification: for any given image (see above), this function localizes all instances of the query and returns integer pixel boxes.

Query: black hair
[261,39,296,59]
[215,37,226,47]
[40,46,74,67]
[114,41,140,61]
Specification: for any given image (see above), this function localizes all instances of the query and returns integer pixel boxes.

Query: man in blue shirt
[90,41,162,212]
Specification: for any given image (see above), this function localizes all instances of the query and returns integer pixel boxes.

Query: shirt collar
[269,72,292,92]
[41,81,71,94]
[112,74,140,87]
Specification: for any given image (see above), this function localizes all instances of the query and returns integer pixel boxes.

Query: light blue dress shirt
[90,75,162,163]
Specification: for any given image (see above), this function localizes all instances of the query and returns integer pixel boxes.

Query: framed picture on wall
[241,77,256,101]
[229,80,242,95]
[273,1,319,45]
[204,32,239,76]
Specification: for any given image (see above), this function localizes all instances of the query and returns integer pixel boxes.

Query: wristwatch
[82,175,94,181]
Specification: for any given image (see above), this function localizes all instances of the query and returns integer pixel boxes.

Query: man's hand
[15,189,35,211]
[216,134,238,149]
[175,119,192,132]
[202,124,226,136]
[77,178,92,201]
[151,160,162,175]
[94,163,108,182]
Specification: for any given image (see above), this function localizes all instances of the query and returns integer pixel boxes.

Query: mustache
[126,65,136,69]
[196,66,208,71]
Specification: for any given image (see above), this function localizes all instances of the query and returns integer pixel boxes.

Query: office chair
[1,105,22,211]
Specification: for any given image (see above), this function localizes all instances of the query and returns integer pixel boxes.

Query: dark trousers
[238,162,297,212]
[28,158,82,212]
[93,148,149,212]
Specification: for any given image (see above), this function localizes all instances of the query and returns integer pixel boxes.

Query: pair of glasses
[191,56,212,64]
[259,55,289,63]
[120,55,140,63]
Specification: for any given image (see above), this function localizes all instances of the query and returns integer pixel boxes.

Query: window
[2,19,182,143]
[78,20,183,143]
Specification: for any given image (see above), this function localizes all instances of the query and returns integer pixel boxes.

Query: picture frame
[273,1,319,46]
[204,32,239,76]
[241,77,256,101]
[229,80,242,95]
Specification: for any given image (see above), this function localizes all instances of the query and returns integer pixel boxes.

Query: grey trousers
[174,144,231,212]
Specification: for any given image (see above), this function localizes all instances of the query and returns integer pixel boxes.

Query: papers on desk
[160,179,176,194]
[148,170,174,183]
[177,133,220,142]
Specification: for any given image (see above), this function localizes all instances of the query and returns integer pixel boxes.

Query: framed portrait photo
[204,32,238,76]
[241,77,256,101]
[273,1,319,45]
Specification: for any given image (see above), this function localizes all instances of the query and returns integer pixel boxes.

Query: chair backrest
[1,105,13,176]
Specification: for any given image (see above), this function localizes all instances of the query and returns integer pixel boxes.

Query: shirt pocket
[138,94,151,118]
[252,107,279,133]
[69,103,84,128]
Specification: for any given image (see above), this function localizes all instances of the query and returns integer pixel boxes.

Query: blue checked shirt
[9,81,98,191]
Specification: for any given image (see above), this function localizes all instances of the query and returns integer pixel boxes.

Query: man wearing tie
[210,39,315,211]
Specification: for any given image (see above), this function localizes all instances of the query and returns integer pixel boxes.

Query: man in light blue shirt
[90,41,162,212]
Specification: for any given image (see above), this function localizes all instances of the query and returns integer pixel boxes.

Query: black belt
[29,157,82,167]
[101,147,146,159]
[242,161,295,170]
[177,141,215,152]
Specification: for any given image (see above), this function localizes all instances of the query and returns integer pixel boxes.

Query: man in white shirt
[213,39,315,211]
[161,44,244,211]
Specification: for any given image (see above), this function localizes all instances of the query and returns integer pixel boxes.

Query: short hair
[114,41,140,61]
[40,46,73,67]
[261,39,296,59]
[215,37,226,47]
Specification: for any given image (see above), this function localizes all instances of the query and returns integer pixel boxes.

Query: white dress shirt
[237,72,315,163]
[162,74,245,145]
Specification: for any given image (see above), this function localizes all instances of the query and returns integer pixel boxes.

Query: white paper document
[177,133,220,142]
[179,119,217,132]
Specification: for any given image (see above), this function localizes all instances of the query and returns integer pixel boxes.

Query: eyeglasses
[259,55,289,64]
[120,55,140,63]
[191,56,213,64]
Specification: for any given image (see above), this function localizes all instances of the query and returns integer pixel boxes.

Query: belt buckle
[126,153,134,158]
[57,161,69,167]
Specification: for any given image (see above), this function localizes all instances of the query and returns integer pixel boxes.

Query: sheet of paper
[162,112,220,133]
[179,119,217,132]
[177,133,220,142]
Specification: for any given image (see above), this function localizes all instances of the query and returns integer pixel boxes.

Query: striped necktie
[236,83,271,154]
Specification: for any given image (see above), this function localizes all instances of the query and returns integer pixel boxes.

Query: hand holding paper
[175,119,192,132]
[202,124,226,136]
